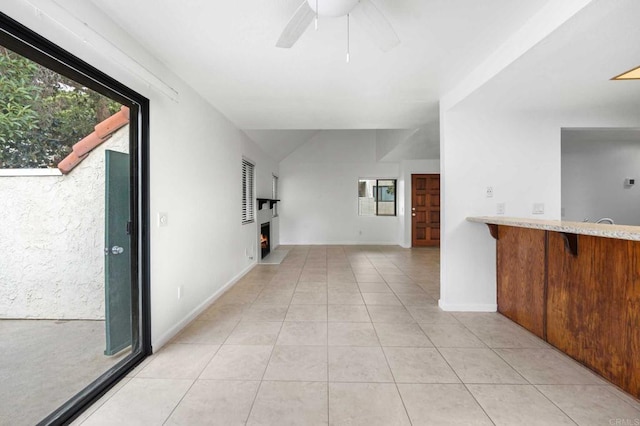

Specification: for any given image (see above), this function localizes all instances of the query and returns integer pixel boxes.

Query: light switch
[496,203,505,215]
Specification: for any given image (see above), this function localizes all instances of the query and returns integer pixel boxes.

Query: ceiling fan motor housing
[306,0,360,17]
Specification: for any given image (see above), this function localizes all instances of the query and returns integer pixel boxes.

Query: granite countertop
[467,216,640,242]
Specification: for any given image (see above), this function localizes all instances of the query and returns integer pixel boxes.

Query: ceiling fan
[276,0,400,53]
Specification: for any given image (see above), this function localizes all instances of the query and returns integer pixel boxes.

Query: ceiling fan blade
[350,0,400,52]
[276,1,315,48]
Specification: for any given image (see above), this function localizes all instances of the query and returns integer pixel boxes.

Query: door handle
[111,246,124,255]
[412,213,416,217]
[411,207,416,211]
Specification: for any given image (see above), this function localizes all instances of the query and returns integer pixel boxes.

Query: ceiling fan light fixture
[306,0,360,17]
[277,0,400,55]
[612,65,640,80]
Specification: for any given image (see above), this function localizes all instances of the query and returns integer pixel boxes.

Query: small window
[242,159,255,224]
[272,174,279,217]
[358,179,396,216]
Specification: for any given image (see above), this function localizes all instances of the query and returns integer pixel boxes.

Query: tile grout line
[326,249,331,424]
[241,247,307,424]
[430,343,497,426]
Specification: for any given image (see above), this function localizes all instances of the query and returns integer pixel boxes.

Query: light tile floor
[74,246,640,425]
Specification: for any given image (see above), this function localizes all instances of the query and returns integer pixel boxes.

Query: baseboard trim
[152,261,257,350]
[279,241,399,246]
[438,300,497,312]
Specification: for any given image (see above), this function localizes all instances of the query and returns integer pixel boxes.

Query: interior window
[358,178,397,216]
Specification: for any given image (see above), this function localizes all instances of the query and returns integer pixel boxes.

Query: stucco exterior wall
[0,126,129,319]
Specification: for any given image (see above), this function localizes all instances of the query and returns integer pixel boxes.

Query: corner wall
[279,130,400,245]
[439,107,640,312]
[439,109,561,311]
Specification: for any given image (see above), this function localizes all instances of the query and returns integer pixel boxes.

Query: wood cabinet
[493,225,640,398]
[546,233,640,398]
[496,226,546,339]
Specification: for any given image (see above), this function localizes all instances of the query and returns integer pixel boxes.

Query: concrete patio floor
[0,319,128,426]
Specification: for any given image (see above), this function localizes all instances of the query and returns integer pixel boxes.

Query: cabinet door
[496,226,546,338]
[547,233,640,398]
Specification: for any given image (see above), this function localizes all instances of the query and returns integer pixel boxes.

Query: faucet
[596,217,614,224]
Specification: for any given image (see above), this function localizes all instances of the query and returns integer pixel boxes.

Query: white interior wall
[4,1,277,349]
[440,104,640,312]
[562,134,640,225]
[440,109,561,311]
[279,130,400,245]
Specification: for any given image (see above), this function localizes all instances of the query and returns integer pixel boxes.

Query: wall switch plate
[177,285,183,299]
[496,203,505,215]
[158,212,168,227]
[486,186,494,198]
[532,203,545,214]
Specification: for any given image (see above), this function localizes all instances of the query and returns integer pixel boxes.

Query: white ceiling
[455,0,640,116]
[88,0,551,131]
[86,0,640,163]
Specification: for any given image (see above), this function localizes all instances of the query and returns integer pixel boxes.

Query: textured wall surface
[0,127,129,319]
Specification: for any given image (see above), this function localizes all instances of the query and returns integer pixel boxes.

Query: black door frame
[0,11,151,426]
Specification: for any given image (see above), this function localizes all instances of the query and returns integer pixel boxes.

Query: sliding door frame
[0,11,151,426]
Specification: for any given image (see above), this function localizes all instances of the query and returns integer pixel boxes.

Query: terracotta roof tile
[58,150,89,175]
[94,106,130,139]
[57,106,130,175]
[73,132,111,157]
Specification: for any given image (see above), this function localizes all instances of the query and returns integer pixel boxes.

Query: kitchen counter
[467,216,640,241]
[467,216,640,399]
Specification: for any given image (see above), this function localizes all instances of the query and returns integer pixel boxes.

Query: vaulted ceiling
[89,0,550,130]
[86,0,639,162]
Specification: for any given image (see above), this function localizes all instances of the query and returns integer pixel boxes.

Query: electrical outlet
[496,203,505,215]
[158,212,168,227]
[486,187,494,198]
[532,203,545,214]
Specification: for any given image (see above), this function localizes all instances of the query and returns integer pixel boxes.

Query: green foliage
[0,46,121,168]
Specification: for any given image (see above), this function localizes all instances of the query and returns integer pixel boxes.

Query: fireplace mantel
[257,198,280,210]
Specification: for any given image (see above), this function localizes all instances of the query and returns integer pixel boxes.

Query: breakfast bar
[468,216,640,398]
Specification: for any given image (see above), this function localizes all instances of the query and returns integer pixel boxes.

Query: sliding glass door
[0,11,150,425]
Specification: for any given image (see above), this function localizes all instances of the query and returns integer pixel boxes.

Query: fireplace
[260,222,271,259]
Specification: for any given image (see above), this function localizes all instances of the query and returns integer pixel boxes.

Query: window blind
[242,159,255,224]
